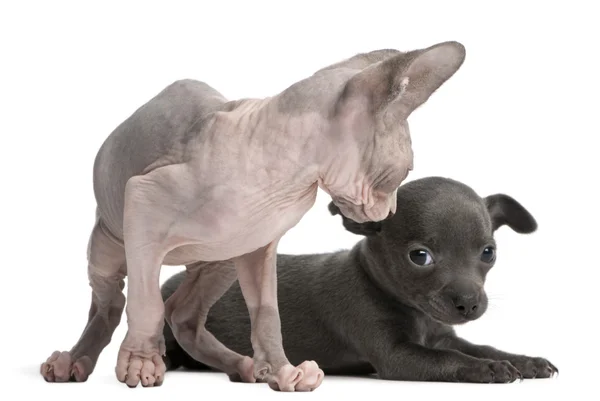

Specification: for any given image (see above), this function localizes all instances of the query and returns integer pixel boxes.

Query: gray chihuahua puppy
[160,177,557,383]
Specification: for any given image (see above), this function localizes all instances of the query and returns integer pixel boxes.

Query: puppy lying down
[161,177,557,383]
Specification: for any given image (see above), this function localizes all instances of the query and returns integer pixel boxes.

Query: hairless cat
[40,41,466,391]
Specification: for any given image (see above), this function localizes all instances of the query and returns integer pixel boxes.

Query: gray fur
[161,177,557,383]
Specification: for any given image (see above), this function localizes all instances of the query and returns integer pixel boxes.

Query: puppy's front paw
[456,360,522,383]
[510,357,558,379]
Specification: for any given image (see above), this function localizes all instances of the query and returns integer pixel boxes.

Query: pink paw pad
[40,351,93,383]
[268,364,304,391]
[266,361,324,392]
[295,361,324,392]
[115,351,166,388]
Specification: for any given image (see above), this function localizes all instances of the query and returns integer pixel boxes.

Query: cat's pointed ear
[337,41,466,121]
[328,202,383,236]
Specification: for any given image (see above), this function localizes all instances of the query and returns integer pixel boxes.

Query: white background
[1,1,598,400]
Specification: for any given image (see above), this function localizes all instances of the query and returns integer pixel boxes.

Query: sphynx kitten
[40,41,466,391]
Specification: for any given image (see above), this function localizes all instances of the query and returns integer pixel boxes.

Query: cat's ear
[337,41,466,121]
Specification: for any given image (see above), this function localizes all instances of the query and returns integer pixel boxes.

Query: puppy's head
[329,176,537,325]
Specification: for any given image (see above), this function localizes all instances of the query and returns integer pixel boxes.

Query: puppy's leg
[41,216,126,382]
[374,343,523,383]
[438,335,558,379]
[234,240,324,392]
[164,261,255,382]
[343,306,521,383]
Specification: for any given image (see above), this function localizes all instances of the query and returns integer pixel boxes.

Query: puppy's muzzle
[450,292,480,318]
[442,281,484,320]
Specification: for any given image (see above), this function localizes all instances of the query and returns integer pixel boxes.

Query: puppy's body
[161,177,557,382]
[162,249,450,376]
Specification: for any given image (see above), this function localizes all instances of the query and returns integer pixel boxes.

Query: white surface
[1,0,597,399]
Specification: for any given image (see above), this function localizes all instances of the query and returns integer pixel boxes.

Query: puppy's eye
[481,247,495,263]
[409,249,434,266]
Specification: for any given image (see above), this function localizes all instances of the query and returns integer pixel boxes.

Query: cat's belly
[162,185,318,265]
[163,244,214,266]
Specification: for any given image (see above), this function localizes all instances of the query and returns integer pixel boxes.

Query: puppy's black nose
[452,294,479,317]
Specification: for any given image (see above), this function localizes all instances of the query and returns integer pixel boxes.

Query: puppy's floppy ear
[484,194,538,234]
[328,202,382,236]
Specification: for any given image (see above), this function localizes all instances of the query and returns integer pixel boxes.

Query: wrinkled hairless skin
[40,42,466,390]
[161,177,557,383]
